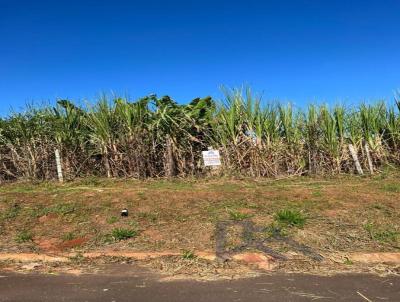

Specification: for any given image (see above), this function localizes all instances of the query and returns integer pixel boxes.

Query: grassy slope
[0,172,399,257]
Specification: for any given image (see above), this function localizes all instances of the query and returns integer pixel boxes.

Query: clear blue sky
[1,0,399,115]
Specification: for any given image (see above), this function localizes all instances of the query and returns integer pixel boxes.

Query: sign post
[202,148,221,167]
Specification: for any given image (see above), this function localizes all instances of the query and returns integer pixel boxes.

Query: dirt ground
[0,170,399,278]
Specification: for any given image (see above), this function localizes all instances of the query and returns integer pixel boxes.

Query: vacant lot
[0,171,399,276]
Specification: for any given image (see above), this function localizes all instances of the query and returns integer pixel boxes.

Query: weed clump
[382,183,400,193]
[227,209,252,221]
[111,228,137,241]
[182,250,196,260]
[363,223,399,243]
[274,209,306,228]
[1,204,20,221]
[62,232,75,241]
[15,230,33,243]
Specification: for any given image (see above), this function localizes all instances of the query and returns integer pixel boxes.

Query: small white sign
[202,149,221,166]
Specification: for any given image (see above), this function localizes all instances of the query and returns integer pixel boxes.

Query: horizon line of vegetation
[0,86,399,181]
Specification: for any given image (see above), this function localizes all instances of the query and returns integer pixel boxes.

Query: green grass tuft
[61,232,75,241]
[15,230,33,243]
[111,228,137,241]
[274,209,306,227]
[363,222,399,243]
[182,250,196,260]
[381,183,400,193]
[107,216,118,224]
[1,204,21,221]
[227,209,252,221]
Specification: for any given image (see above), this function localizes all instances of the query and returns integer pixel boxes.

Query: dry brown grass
[0,171,399,275]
